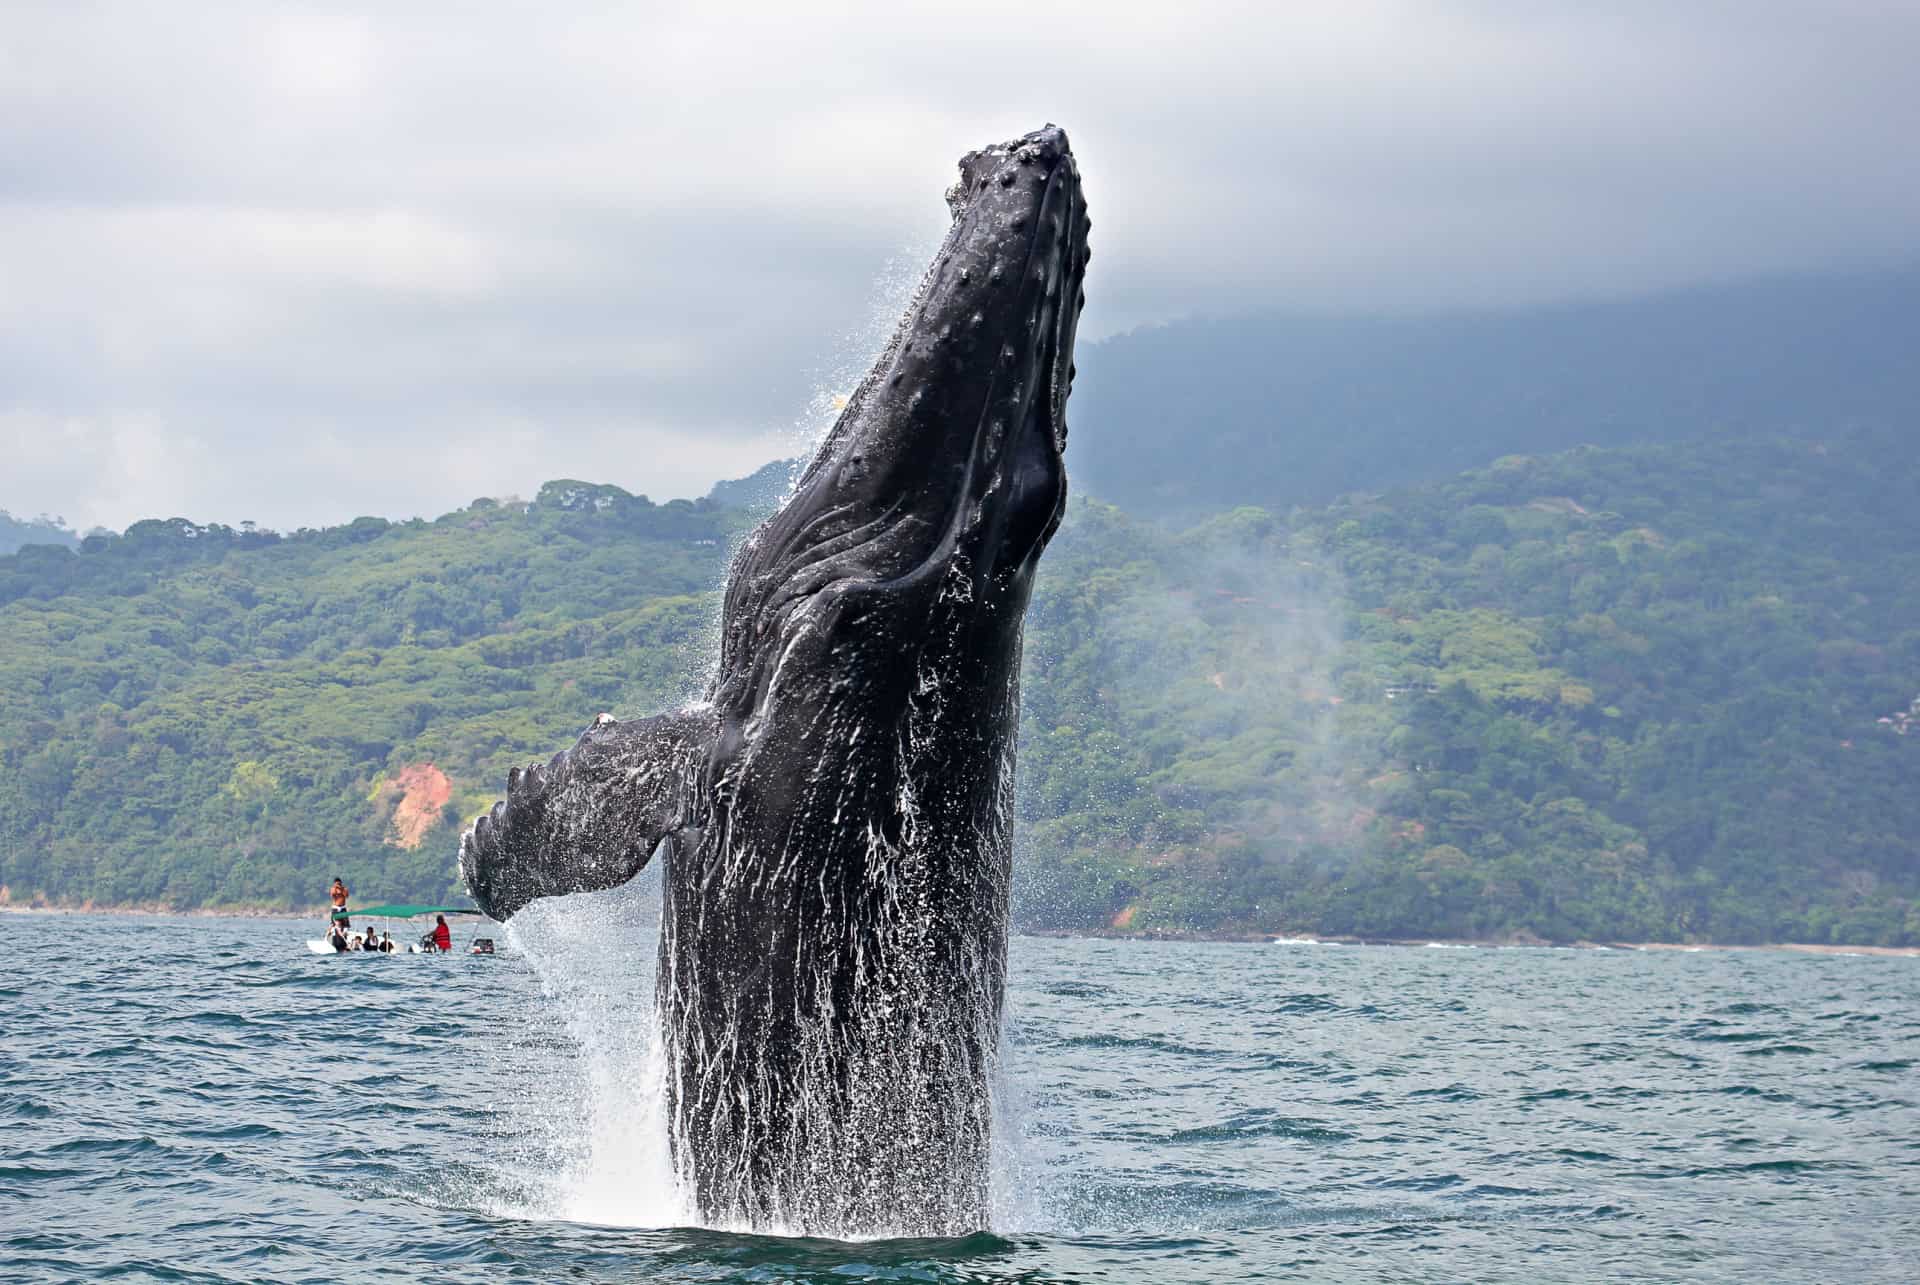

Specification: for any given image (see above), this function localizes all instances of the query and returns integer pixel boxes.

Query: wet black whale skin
[460,125,1090,1233]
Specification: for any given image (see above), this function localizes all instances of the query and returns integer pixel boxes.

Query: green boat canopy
[331,903,483,921]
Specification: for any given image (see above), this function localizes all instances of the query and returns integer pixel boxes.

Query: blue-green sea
[4,902,1917,1282]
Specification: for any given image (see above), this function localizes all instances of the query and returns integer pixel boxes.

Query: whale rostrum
[460,124,1089,1236]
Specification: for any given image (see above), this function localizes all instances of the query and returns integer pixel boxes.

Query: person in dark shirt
[361,929,381,952]
[379,932,395,954]
[327,922,349,953]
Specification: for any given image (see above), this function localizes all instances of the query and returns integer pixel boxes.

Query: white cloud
[2,0,1917,529]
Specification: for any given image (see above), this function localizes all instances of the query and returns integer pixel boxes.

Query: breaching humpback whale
[461,124,1089,1236]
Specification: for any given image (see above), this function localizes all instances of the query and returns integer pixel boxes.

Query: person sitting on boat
[329,877,350,928]
[432,915,452,953]
[361,929,381,952]
[379,931,396,954]
[327,921,350,953]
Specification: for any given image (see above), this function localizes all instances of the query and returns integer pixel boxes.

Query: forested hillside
[1019,427,1920,945]
[2,432,1916,944]
[0,484,742,910]
[1070,268,1920,518]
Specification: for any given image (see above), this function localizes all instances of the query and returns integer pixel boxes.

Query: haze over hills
[0,266,1915,943]
[1068,266,1920,518]
[0,512,79,557]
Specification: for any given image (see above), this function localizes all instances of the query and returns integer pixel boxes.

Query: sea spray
[487,870,1065,1239]
[495,869,691,1228]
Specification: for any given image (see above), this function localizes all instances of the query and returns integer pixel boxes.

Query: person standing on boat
[432,915,452,953]
[329,877,350,928]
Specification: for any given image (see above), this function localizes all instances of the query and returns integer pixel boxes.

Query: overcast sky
[4,0,1917,532]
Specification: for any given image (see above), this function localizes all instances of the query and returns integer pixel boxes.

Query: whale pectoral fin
[460,707,717,921]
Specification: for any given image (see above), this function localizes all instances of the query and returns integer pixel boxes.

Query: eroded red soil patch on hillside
[384,763,453,849]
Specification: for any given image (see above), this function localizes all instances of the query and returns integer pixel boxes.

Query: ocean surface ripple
[3,911,1917,1282]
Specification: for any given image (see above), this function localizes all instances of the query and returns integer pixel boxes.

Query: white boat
[305,903,488,956]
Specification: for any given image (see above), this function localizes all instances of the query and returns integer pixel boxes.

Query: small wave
[1714,1085,1797,1103]
[1628,1158,1855,1180]
[1683,1027,1776,1044]
[1165,1109,1354,1144]
[1371,1172,1464,1192]
[1058,1033,1220,1058]
[1272,992,1344,1015]
[1234,1053,1319,1073]
[180,1122,284,1142]
[1407,1084,1481,1103]
[1518,1088,1589,1103]
[30,1135,188,1163]
[82,1042,145,1059]
[179,1010,262,1028]
[0,1163,91,1182]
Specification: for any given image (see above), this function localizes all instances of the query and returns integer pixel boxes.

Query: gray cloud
[3,0,1917,530]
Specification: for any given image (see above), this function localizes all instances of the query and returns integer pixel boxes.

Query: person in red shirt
[432,915,452,953]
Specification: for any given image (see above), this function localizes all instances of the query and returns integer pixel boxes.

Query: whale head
[715,125,1090,715]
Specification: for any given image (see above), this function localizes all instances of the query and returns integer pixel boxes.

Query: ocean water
[4,905,1917,1283]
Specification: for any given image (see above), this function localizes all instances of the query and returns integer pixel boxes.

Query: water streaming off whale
[462,126,1089,1237]
[495,874,689,1228]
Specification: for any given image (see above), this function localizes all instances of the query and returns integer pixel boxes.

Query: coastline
[1626,939,1920,959]
[1026,926,1920,958]
[1,902,315,921]
[6,904,1915,956]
